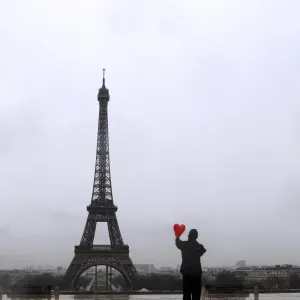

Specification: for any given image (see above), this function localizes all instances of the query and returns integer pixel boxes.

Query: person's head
[188,229,198,240]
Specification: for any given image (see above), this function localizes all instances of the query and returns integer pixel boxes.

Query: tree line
[113,271,246,291]
[0,271,300,291]
[0,273,89,291]
[114,271,300,291]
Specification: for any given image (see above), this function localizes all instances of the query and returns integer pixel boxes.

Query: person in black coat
[175,228,206,300]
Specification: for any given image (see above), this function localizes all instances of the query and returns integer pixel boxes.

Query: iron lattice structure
[61,71,138,290]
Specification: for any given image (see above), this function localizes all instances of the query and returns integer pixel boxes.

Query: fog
[0,0,300,269]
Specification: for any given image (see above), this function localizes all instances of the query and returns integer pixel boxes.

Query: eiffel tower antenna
[102,68,106,86]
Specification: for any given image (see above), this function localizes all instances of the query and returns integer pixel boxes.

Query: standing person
[175,229,206,300]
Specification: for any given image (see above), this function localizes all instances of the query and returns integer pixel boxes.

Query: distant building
[134,264,158,275]
[206,267,231,275]
[236,260,246,269]
[235,264,300,282]
[157,267,181,277]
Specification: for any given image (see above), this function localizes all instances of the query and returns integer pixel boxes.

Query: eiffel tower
[61,70,138,290]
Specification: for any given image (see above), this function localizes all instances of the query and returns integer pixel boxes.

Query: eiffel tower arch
[61,70,138,291]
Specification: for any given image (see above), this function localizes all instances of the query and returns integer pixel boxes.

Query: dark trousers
[182,275,202,300]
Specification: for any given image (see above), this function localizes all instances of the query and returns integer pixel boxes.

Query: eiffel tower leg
[80,215,96,246]
[109,266,112,290]
[60,256,82,290]
[108,217,124,245]
[95,265,98,291]
[106,265,108,290]
[122,257,139,278]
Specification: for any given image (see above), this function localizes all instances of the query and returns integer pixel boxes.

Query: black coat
[175,238,206,276]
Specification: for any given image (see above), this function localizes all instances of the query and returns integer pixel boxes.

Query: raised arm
[175,237,184,250]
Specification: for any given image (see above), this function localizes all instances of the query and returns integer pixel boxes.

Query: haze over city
[1,0,300,270]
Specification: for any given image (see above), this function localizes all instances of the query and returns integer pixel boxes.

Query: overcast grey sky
[1,0,300,270]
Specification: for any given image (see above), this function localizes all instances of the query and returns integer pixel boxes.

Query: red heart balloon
[173,224,186,238]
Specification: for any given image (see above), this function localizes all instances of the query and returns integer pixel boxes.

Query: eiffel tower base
[61,246,138,291]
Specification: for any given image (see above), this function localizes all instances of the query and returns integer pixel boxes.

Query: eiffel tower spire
[102,68,106,86]
[91,68,112,206]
